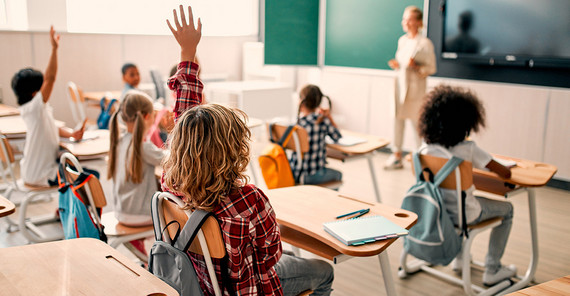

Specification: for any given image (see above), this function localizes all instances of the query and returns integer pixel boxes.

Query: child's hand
[167,5,202,63]
[49,25,60,50]
[408,58,418,69]
[71,120,86,141]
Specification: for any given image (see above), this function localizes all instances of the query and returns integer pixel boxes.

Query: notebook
[494,157,517,168]
[323,215,408,246]
[326,135,367,146]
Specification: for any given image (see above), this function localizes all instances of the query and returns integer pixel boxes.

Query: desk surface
[506,275,570,295]
[473,154,557,195]
[0,194,16,217]
[60,129,110,158]
[0,104,19,117]
[0,116,64,138]
[327,130,390,158]
[0,238,178,296]
[267,185,417,258]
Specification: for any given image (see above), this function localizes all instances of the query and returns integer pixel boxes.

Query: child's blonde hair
[163,104,251,211]
[107,90,154,183]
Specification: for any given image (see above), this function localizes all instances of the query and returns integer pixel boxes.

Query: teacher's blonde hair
[162,104,251,211]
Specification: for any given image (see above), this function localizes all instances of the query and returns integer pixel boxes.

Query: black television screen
[441,0,570,68]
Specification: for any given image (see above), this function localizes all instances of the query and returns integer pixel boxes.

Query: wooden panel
[543,90,570,180]
[0,32,33,107]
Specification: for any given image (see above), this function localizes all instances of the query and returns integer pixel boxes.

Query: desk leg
[378,251,397,296]
[367,154,382,203]
[497,187,539,295]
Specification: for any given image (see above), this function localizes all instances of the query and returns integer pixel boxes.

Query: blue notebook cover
[323,215,408,246]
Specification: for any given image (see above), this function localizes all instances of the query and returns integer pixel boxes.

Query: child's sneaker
[384,154,403,170]
[483,264,517,286]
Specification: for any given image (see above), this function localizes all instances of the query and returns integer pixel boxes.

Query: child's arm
[59,119,86,141]
[40,26,60,103]
[166,5,204,120]
[486,159,512,179]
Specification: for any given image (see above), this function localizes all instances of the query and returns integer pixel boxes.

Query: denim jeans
[275,254,334,296]
[452,196,513,272]
[303,168,342,185]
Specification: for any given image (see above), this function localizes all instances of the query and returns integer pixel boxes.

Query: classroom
[0,0,569,295]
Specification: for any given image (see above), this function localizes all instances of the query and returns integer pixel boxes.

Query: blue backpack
[97,97,117,129]
[57,163,105,241]
[401,152,466,266]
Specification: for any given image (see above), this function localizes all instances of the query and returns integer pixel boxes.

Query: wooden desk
[0,104,19,117]
[0,238,178,295]
[506,275,570,295]
[268,185,417,296]
[471,155,557,295]
[60,129,110,159]
[0,116,64,139]
[327,130,390,202]
[0,194,16,217]
[83,91,122,108]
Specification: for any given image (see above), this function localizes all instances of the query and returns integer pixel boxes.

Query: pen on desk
[352,208,370,219]
[336,208,369,219]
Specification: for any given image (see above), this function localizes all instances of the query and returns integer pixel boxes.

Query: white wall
[294,67,570,180]
[0,30,256,125]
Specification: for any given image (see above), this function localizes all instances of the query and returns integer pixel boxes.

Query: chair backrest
[155,192,225,296]
[413,154,473,191]
[67,81,86,125]
[59,153,107,212]
[150,70,166,101]
[268,123,309,153]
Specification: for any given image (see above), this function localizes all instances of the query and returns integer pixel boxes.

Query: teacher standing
[384,5,436,170]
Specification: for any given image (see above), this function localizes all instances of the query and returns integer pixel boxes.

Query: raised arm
[166,5,204,120]
[40,26,60,103]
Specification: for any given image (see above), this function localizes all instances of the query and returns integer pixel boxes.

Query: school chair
[268,123,342,190]
[153,192,314,296]
[0,134,60,240]
[150,69,167,102]
[67,81,88,127]
[60,153,154,262]
[398,147,510,296]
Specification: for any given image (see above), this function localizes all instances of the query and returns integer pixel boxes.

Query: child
[107,90,166,256]
[121,63,141,96]
[162,6,333,295]
[290,84,342,185]
[11,26,88,186]
[418,85,515,286]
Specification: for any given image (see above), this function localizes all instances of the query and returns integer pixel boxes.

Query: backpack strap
[433,156,463,187]
[175,210,212,252]
[269,123,298,147]
[106,98,117,113]
[412,152,424,182]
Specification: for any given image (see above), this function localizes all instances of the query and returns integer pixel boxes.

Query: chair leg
[18,192,63,243]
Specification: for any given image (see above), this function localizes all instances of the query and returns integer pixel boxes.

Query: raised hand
[49,25,60,50]
[166,5,202,63]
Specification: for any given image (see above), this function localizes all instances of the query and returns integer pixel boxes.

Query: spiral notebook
[323,215,408,246]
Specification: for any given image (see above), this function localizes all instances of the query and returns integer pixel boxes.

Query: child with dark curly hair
[418,84,516,286]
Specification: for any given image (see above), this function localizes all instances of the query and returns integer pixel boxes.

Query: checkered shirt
[289,113,342,182]
[167,61,204,119]
[162,62,283,295]
[189,184,283,296]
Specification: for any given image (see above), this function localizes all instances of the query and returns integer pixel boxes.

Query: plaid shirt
[168,61,204,119]
[189,184,283,296]
[163,62,283,295]
[290,113,342,181]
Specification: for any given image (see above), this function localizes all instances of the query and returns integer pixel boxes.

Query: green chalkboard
[325,0,424,69]
[264,0,319,65]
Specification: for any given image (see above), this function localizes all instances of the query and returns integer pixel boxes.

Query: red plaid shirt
[163,62,283,295]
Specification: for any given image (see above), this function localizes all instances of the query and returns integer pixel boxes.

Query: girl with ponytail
[107,90,166,258]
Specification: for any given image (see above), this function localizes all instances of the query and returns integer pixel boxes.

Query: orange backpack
[258,124,297,189]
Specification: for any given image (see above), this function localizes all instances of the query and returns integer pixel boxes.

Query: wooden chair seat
[22,182,58,192]
[100,211,154,236]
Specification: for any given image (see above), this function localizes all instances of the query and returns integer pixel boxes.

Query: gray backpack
[401,152,466,266]
[148,193,210,296]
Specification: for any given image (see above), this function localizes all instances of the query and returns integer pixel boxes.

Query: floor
[1,129,569,295]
